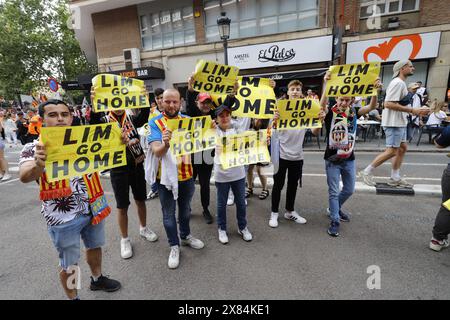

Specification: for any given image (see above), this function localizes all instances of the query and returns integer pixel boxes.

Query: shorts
[0,139,4,150]
[384,127,407,148]
[110,163,147,209]
[47,214,105,270]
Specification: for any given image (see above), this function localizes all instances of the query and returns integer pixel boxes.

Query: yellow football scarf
[39,172,111,225]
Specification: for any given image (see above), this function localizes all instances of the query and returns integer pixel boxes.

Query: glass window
[279,13,297,32]
[239,19,257,38]
[389,1,399,12]
[280,0,297,14]
[239,0,257,20]
[402,0,417,11]
[360,0,419,19]
[139,5,196,50]
[298,0,317,11]
[260,16,278,35]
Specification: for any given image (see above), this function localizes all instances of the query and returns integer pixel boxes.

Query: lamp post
[217,12,231,65]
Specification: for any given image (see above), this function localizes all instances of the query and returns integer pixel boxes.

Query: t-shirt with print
[381,77,408,127]
[147,113,193,181]
[19,141,91,226]
[213,125,246,183]
[278,129,306,161]
[324,103,360,162]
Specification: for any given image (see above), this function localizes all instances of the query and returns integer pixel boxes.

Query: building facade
[69,0,450,101]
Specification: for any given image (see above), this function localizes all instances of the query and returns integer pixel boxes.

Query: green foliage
[0,0,96,100]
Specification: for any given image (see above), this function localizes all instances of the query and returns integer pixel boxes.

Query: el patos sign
[228,35,333,69]
[346,32,441,64]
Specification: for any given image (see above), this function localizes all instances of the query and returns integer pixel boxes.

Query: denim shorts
[47,214,105,270]
[0,139,4,150]
[384,127,407,148]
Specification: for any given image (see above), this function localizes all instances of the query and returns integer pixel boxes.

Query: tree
[0,0,96,100]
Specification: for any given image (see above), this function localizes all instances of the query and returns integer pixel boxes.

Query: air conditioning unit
[123,48,141,70]
[387,17,400,30]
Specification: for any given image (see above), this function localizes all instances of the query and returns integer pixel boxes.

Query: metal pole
[223,38,228,65]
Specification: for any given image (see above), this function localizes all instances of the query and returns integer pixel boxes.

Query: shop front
[227,35,333,97]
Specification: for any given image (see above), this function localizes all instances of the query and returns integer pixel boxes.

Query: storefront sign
[228,35,333,69]
[346,32,441,64]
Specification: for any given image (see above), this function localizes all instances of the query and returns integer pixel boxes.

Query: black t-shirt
[435,127,450,164]
[323,101,360,162]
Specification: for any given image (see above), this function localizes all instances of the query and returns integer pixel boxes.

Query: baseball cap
[215,104,231,116]
[408,82,420,90]
[392,60,412,78]
[197,93,212,103]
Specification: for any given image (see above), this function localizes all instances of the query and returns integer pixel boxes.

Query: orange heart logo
[363,34,422,62]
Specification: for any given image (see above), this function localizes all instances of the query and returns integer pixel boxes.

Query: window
[360,0,420,18]
[140,5,195,50]
[204,0,318,42]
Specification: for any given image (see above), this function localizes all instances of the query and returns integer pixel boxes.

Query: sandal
[245,188,253,198]
[259,189,270,200]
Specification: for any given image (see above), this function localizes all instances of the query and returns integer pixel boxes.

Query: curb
[353,182,442,197]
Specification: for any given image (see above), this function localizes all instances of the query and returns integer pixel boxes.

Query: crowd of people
[9,59,449,300]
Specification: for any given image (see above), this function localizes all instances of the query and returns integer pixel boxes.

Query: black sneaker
[339,210,351,223]
[90,275,121,292]
[202,209,213,224]
[327,221,340,237]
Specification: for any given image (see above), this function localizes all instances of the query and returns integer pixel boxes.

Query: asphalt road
[0,144,449,300]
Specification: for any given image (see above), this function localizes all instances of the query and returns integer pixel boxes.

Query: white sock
[364,165,374,175]
[140,226,146,232]
[391,169,400,181]
[121,237,129,242]
[91,274,101,282]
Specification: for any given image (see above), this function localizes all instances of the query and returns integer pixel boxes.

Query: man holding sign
[312,71,381,237]
[19,99,121,300]
[147,89,205,269]
[90,84,157,261]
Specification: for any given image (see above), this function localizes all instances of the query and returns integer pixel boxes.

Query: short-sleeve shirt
[148,113,193,181]
[19,141,91,226]
[278,129,306,161]
[381,77,408,127]
[427,111,447,126]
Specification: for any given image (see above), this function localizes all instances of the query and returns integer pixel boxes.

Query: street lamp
[217,12,231,65]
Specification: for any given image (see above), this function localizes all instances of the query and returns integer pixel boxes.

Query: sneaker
[147,190,158,200]
[359,170,376,187]
[326,208,351,222]
[429,238,449,252]
[90,275,121,292]
[218,229,229,244]
[1,174,11,181]
[168,245,180,269]
[120,238,133,259]
[140,226,158,242]
[227,192,234,206]
[238,227,253,242]
[181,234,205,249]
[387,178,413,188]
[269,212,279,228]
[284,211,307,224]
[202,209,213,224]
[327,221,340,237]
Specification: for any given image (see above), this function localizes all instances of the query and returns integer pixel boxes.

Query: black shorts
[110,163,147,209]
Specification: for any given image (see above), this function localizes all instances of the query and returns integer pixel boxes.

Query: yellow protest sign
[166,116,216,156]
[92,74,149,112]
[209,77,276,119]
[219,130,270,169]
[41,123,126,182]
[276,99,322,130]
[325,62,380,97]
[193,60,239,95]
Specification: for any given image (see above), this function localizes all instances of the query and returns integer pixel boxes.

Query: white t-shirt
[3,119,17,132]
[381,77,408,127]
[426,111,447,126]
[278,129,306,161]
[214,126,246,183]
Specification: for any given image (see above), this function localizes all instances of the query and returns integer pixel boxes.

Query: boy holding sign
[214,104,253,244]
[312,71,381,237]
[19,99,121,299]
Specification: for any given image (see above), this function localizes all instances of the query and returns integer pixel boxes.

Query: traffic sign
[48,78,59,92]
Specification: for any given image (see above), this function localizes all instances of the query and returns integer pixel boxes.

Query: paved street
[0,143,449,300]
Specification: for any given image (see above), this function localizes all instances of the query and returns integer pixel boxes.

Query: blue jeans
[325,160,356,223]
[157,179,195,247]
[151,182,158,193]
[215,178,247,231]
[47,214,105,270]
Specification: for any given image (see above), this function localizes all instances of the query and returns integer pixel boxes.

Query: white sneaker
[227,192,234,206]
[284,211,307,224]
[140,226,158,242]
[120,238,133,259]
[238,227,253,241]
[1,174,11,181]
[218,229,229,244]
[181,234,205,249]
[359,170,376,186]
[168,245,180,269]
[269,212,279,228]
